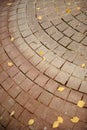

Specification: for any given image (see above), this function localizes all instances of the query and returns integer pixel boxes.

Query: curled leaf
[57,116,63,124]
[28,119,34,126]
[11,37,14,42]
[52,120,59,128]
[77,100,85,108]
[57,86,65,92]
[70,117,79,123]
[10,111,15,116]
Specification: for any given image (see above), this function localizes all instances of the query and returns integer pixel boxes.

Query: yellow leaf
[0,116,3,121]
[77,100,85,108]
[39,51,44,56]
[55,7,59,12]
[57,116,63,124]
[37,16,42,20]
[28,119,34,126]
[52,120,59,128]
[66,8,71,14]
[43,57,46,61]
[57,86,65,92]
[10,111,15,116]
[67,3,71,6]
[71,117,79,123]
[77,7,81,10]
[11,37,14,42]
[7,3,12,6]
[37,7,40,10]
[7,62,13,67]
[81,64,86,68]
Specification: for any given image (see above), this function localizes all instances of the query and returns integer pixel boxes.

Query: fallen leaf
[39,51,44,56]
[7,3,12,6]
[7,62,13,67]
[66,8,71,14]
[81,64,86,68]
[77,100,85,108]
[10,111,15,116]
[52,120,59,128]
[67,3,71,5]
[71,117,79,123]
[55,7,59,12]
[28,119,34,126]
[77,7,81,10]
[43,57,46,61]
[57,86,65,92]
[37,7,40,10]
[37,16,42,20]
[0,116,3,121]
[57,116,63,124]
[11,37,14,42]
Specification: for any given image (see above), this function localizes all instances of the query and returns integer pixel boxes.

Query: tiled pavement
[0,0,87,129]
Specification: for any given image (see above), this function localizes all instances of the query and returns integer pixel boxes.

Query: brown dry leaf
[81,63,86,68]
[52,120,59,128]
[28,119,34,126]
[70,117,79,123]
[57,116,63,124]
[57,86,65,92]
[66,8,71,14]
[77,100,85,108]
[7,62,13,67]
[10,111,15,116]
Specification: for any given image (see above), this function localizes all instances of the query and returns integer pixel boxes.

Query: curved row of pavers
[0,0,87,130]
[2,0,87,94]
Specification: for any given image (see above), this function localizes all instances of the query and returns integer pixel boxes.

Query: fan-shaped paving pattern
[0,0,87,130]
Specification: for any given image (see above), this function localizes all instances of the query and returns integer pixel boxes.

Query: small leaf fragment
[57,86,65,92]
[66,8,71,14]
[77,100,85,108]
[7,3,12,6]
[70,117,79,123]
[43,57,46,61]
[52,120,59,128]
[8,62,13,67]
[28,119,34,126]
[57,116,63,124]
[37,16,42,20]
[0,116,3,121]
[81,64,86,68]
[11,37,14,42]
[37,7,40,10]
[77,7,81,10]
[39,51,44,56]
[10,111,15,116]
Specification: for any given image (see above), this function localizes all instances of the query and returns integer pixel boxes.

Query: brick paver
[0,0,87,130]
